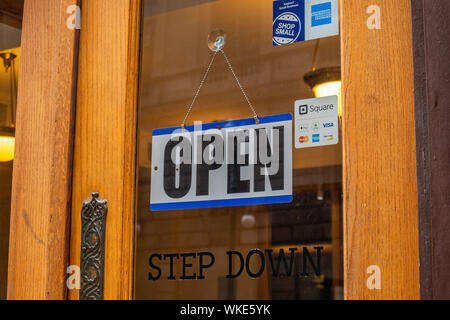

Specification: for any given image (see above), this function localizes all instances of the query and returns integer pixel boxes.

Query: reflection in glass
[0,50,18,162]
[0,0,22,300]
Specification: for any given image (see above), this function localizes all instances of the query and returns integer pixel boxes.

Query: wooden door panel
[68,0,140,300]
[341,0,420,299]
[8,0,79,300]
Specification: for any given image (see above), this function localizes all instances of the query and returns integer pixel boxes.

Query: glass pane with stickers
[135,0,343,300]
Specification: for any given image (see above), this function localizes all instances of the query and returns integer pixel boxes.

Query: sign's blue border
[151,195,293,211]
[152,113,293,137]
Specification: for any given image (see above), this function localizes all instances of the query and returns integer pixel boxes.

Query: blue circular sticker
[273,12,302,46]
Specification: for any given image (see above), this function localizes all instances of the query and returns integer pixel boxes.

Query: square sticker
[294,96,339,149]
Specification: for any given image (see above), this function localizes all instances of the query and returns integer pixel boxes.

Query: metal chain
[181,51,218,129]
[220,49,259,123]
[181,50,259,129]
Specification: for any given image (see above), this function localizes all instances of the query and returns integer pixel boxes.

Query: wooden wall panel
[341,0,420,299]
[68,0,140,300]
[0,0,24,28]
[412,0,450,300]
[8,0,79,300]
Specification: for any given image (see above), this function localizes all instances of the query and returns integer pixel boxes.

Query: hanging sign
[150,114,293,211]
[273,0,339,46]
[295,95,339,149]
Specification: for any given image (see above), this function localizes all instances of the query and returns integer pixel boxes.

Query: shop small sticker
[273,0,305,46]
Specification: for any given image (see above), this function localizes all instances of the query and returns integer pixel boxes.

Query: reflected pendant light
[0,52,18,162]
[303,40,342,117]
[0,127,15,162]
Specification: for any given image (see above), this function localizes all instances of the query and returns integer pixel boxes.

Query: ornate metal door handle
[80,192,108,300]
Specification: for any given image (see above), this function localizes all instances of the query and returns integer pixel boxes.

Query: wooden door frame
[67,0,141,300]
[8,0,429,300]
[341,0,420,299]
[7,0,80,300]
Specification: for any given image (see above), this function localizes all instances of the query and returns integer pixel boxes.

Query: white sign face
[150,114,293,211]
[294,96,339,149]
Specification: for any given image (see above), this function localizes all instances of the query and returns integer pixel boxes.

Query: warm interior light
[313,81,342,117]
[0,136,15,162]
[313,81,341,99]
[304,67,342,118]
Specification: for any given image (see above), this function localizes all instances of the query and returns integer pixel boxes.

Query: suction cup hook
[208,29,226,52]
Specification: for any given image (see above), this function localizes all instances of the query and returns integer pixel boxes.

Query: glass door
[134,0,343,300]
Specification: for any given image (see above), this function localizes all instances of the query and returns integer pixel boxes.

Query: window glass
[135,0,343,300]
[0,1,22,300]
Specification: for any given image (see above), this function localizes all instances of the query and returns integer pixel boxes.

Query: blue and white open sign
[150,114,293,211]
[273,0,339,46]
